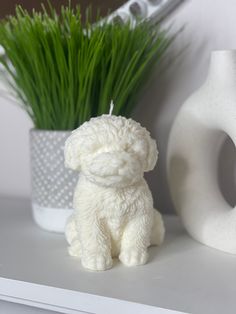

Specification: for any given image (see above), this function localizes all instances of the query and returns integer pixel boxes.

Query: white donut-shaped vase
[167,50,236,254]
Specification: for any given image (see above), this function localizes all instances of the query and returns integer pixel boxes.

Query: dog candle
[64,113,165,271]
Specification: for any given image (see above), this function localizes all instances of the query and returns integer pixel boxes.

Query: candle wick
[109,100,114,116]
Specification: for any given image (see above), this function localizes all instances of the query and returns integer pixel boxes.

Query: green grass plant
[0,4,172,130]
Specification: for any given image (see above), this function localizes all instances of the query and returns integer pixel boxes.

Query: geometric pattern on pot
[30,130,77,209]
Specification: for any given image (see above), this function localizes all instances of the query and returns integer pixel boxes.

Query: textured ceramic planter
[167,50,236,254]
[30,129,77,233]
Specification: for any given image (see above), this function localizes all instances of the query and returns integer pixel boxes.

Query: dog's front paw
[119,249,148,267]
[81,253,113,271]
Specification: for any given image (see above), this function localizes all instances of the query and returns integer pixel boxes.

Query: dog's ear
[64,130,81,171]
[144,136,158,172]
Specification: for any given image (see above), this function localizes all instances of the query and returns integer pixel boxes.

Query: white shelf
[0,198,235,314]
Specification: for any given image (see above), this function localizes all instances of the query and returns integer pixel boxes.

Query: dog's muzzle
[85,151,142,186]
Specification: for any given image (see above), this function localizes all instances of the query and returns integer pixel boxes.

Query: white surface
[167,50,236,254]
[0,300,57,314]
[1,0,236,213]
[1,278,180,314]
[1,198,236,314]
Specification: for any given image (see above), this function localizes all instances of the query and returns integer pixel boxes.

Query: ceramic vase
[167,50,236,254]
[30,130,77,233]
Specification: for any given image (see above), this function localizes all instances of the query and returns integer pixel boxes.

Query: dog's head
[65,115,158,188]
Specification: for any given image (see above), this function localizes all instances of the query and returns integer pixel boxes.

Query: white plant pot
[167,50,236,254]
[30,129,77,233]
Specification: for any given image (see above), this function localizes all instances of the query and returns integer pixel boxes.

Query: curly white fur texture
[64,115,165,271]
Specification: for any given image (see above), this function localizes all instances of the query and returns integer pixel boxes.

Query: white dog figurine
[64,114,165,271]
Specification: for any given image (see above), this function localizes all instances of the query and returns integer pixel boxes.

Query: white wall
[0,0,236,213]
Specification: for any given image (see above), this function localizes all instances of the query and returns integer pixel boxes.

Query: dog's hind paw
[68,241,81,258]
